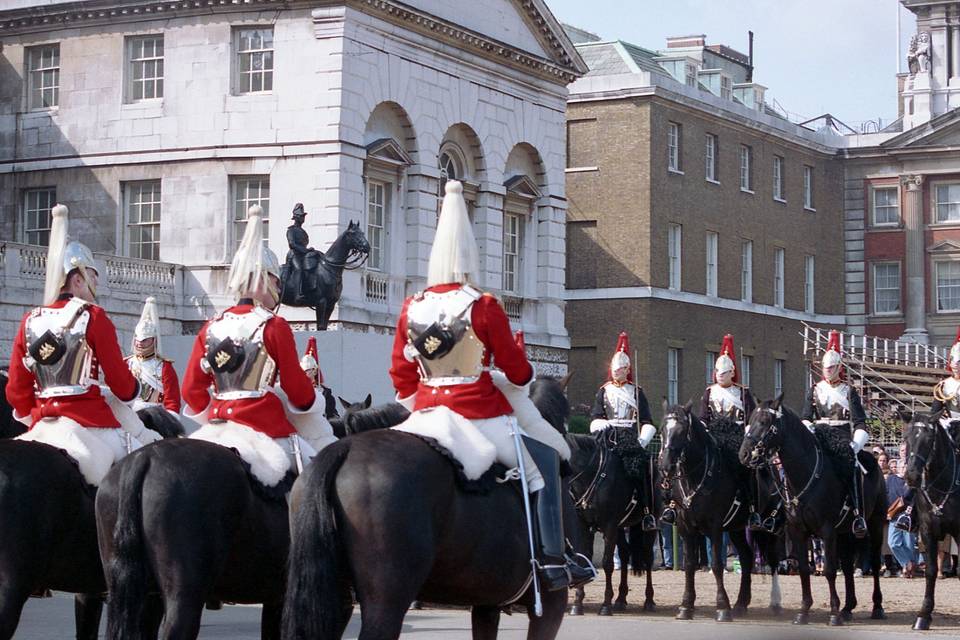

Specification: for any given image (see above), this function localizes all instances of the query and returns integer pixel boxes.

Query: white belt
[815,419,850,427]
[37,384,91,398]
[214,389,267,400]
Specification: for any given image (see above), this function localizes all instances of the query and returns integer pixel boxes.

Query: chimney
[747,31,754,82]
[666,35,706,49]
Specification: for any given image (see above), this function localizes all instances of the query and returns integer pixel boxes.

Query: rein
[319,249,368,270]
[916,422,960,517]
[750,408,823,519]
[663,414,715,509]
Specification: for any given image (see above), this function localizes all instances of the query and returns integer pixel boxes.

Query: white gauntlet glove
[639,423,657,448]
[850,428,869,454]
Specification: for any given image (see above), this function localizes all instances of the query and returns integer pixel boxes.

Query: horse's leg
[74,593,104,640]
[357,601,411,640]
[613,529,630,612]
[677,532,698,620]
[792,530,813,625]
[0,585,29,640]
[643,531,656,612]
[598,530,616,616]
[568,524,592,616]
[822,532,842,626]
[472,605,501,640]
[261,600,283,640]
[710,530,732,622]
[143,594,164,640]
[914,528,938,630]
[526,589,567,640]
[838,535,856,620]
[730,530,753,616]
[868,514,885,620]
[157,594,205,640]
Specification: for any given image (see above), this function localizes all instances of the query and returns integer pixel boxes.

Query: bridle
[661,412,714,508]
[909,419,960,517]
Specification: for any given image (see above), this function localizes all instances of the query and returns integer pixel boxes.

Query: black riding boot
[525,438,595,591]
[640,458,657,531]
[747,471,763,531]
[851,467,867,538]
[894,490,917,532]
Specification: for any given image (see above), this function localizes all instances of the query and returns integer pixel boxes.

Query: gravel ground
[575,565,960,633]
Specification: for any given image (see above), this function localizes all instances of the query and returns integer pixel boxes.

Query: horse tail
[282,439,352,640]
[628,524,652,576]
[105,452,152,640]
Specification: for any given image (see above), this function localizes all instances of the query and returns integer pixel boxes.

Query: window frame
[230,175,271,252]
[804,254,815,314]
[705,351,717,386]
[26,43,60,111]
[740,239,753,303]
[871,185,900,227]
[667,122,683,174]
[935,261,960,313]
[740,354,752,388]
[934,183,960,225]
[773,155,785,202]
[774,359,784,397]
[668,223,682,290]
[872,261,902,316]
[233,27,274,95]
[502,210,524,294]
[705,231,718,297]
[123,180,162,261]
[803,165,816,211]
[21,187,57,246]
[774,247,785,308]
[125,35,164,103]
[365,179,388,272]
[739,144,753,193]
[705,133,718,183]
[667,348,680,405]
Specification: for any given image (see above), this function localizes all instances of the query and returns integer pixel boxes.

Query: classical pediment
[882,107,960,149]
[504,174,542,199]
[366,138,413,166]
[928,239,960,253]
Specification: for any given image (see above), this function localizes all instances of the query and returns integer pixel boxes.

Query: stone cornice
[0,0,585,84]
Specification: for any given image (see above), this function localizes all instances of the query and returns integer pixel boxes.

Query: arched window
[438,148,464,197]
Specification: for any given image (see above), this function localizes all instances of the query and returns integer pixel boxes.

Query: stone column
[901,174,929,344]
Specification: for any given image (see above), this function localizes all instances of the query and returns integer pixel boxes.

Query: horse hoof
[643,600,656,612]
[676,607,693,621]
[793,613,809,625]
[716,609,733,623]
[598,605,612,617]
[841,609,853,622]
[410,601,423,610]
[770,605,783,617]
[829,615,843,627]
[871,607,886,620]
[568,604,583,616]
[733,605,748,618]
[612,601,627,613]
[913,617,931,631]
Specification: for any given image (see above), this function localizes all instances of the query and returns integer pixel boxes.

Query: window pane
[937,185,960,223]
[938,262,960,311]
[23,188,56,246]
[232,177,271,248]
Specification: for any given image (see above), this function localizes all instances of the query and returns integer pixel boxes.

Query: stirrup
[660,507,677,525]
[852,516,868,538]
[641,513,658,532]
[894,513,913,533]
[761,516,778,534]
[539,564,571,591]
[747,512,763,531]
[566,553,597,587]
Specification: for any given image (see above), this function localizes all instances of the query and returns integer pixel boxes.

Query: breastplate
[406,287,485,387]
[129,356,164,404]
[814,383,851,423]
[603,384,637,421]
[23,301,93,398]
[710,385,745,422]
[203,309,277,400]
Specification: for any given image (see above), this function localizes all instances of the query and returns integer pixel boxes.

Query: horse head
[740,394,785,469]
[343,220,371,258]
[658,399,696,477]
[901,408,944,489]
[530,374,571,436]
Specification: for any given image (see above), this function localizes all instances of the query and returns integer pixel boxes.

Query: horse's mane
[346,403,410,435]
[529,375,570,436]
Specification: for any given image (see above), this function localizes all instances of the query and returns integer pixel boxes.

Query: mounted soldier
[300,335,339,422]
[589,331,658,531]
[6,204,161,485]
[389,180,594,591]
[802,330,869,537]
[125,296,181,416]
[182,206,337,473]
[895,328,960,532]
[660,334,758,526]
[284,203,320,304]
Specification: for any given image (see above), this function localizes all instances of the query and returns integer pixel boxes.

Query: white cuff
[490,368,531,394]
[639,423,657,447]
[852,428,869,453]
[13,409,32,427]
[396,392,416,412]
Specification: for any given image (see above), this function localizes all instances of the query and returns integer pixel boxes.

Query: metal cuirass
[603,384,637,421]
[936,377,960,419]
[406,287,485,387]
[129,356,164,404]
[203,309,277,400]
[709,384,746,423]
[813,381,851,424]
[23,300,93,398]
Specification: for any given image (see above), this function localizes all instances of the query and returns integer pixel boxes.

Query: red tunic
[181,304,315,438]
[160,361,182,413]
[389,283,533,419]
[6,296,139,428]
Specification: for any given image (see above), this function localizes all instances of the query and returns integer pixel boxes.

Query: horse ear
[772,393,784,410]
[338,396,351,410]
[559,371,573,390]
[662,398,669,414]
[364,393,372,409]
[684,398,695,415]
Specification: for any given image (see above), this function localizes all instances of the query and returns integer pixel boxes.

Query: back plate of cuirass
[406,290,485,386]
[25,305,93,397]
[205,313,277,399]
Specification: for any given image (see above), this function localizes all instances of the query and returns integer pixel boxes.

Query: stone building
[563,30,846,413]
[0,0,586,398]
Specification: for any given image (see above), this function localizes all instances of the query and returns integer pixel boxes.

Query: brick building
[563,30,846,414]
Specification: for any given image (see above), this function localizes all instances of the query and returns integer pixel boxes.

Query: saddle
[189,421,296,496]
[398,430,511,495]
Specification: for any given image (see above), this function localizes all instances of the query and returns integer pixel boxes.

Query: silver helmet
[43,204,99,305]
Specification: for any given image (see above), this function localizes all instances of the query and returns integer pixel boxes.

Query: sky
[547,0,916,132]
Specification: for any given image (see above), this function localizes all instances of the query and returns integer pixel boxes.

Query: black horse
[0,367,26,440]
[566,428,658,616]
[0,408,181,640]
[902,409,960,631]
[335,394,410,436]
[659,402,783,623]
[279,221,370,330]
[740,396,886,626]
[281,376,580,640]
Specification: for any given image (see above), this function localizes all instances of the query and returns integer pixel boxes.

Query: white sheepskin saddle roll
[17,417,120,486]
[393,406,498,480]
[189,421,293,487]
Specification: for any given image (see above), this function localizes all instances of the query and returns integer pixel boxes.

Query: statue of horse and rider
[279,203,370,330]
